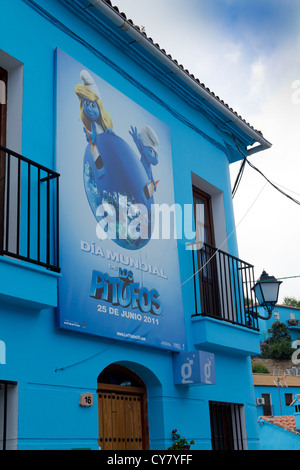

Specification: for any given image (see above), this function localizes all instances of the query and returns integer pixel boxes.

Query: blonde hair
[74,84,113,132]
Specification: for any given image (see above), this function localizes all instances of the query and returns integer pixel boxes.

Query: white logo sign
[181,355,195,384]
[204,356,213,384]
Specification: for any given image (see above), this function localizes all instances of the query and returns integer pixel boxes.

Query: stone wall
[252,357,295,375]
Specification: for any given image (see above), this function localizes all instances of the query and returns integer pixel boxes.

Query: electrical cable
[232,157,247,198]
[246,158,300,206]
[231,135,300,206]
[181,181,267,286]
[55,343,115,372]
[268,181,300,198]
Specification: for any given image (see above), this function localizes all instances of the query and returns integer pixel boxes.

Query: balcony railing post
[56,174,60,269]
[27,163,31,259]
[16,157,21,256]
[46,172,50,267]
[192,247,198,315]
[37,167,41,262]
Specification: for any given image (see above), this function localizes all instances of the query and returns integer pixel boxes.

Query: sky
[117,0,300,303]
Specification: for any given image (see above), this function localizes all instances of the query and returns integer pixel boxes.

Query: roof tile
[261,416,300,436]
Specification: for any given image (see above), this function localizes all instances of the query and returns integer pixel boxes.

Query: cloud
[249,58,265,96]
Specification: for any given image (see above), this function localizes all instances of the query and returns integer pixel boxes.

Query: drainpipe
[88,0,272,156]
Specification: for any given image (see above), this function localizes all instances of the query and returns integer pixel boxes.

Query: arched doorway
[97,364,149,450]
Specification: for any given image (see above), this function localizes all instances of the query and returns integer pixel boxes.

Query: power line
[231,136,300,206]
[181,181,267,287]
[246,159,300,206]
[269,181,300,198]
[232,157,247,198]
[277,276,300,281]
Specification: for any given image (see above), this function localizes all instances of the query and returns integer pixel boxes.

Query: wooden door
[98,383,149,450]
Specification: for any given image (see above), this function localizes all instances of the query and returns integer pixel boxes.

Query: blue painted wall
[0,0,263,450]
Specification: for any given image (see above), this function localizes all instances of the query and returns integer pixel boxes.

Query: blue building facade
[0,0,272,450]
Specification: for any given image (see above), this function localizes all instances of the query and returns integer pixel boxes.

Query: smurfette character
[129,125,159,195]
[75,70,114,145]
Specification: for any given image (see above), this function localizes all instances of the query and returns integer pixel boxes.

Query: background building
[254,373,300,418]
[258,304,300,343]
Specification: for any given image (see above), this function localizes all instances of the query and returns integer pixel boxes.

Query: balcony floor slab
[192,315,261,356]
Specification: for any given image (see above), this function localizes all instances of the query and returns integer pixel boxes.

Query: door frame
[193,186,221,317]
[192,185,215,247]
[0,66,7,253]
[97,364,150,450]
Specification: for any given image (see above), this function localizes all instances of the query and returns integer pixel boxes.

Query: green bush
[264,341,294,360]
[252,362,269,374]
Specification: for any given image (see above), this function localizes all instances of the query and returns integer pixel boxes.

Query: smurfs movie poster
[55,49,186,352]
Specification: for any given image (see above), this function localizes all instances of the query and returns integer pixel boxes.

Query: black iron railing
[209,401,246,450]
[189,241,258,330]
[0,145,60,272]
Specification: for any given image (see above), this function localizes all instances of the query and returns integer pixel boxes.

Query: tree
[267,321,292,344]
[283,296,300,308]
[261,321,294,360]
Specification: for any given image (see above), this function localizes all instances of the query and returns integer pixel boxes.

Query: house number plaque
[80,392,93,407]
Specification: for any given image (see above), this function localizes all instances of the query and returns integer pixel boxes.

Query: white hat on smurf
[80,70,101,99]
[139,125,159,150]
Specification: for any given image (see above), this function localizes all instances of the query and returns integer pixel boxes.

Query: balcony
[189,241,261,355]
[0,145,60,309]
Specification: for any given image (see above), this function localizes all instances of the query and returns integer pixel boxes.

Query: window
[0,380,18,450]
[274,310,279,320]
[290,313,295,320]
[209,401,247,450]
[262,393,272,416]
[285,393,293,406]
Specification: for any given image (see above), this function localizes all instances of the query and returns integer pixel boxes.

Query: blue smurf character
[75,70,114,146]
[129,125,159,196]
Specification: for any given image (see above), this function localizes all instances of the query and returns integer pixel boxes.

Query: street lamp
[252,270,282,320]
